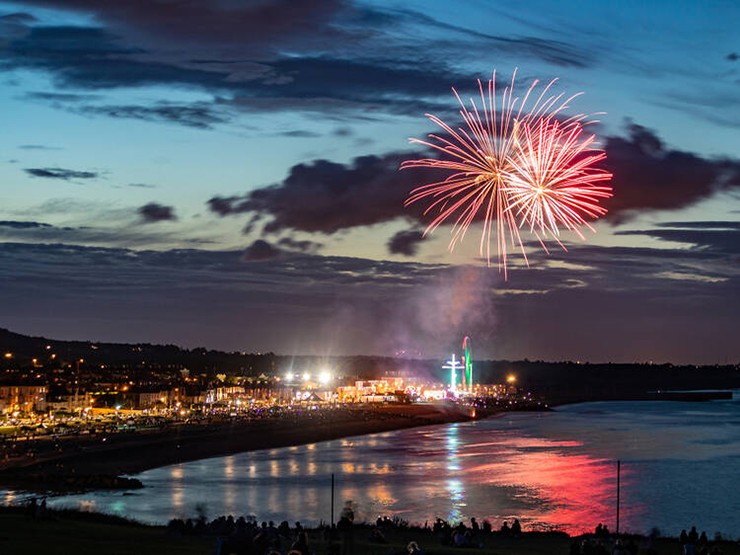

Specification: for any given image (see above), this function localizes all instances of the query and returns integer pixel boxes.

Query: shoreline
[2,391,731,493]
[0,403,476,493]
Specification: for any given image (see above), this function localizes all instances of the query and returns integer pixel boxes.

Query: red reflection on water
[465,437,632,535]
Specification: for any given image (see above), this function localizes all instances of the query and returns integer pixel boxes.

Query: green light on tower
[463,336,473,392]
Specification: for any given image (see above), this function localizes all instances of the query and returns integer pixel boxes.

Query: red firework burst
[506,117,613,246]
[401,69,613,278]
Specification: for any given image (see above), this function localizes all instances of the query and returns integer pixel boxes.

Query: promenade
[0,403,473,492]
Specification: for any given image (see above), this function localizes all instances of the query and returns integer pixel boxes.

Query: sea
[10,394,740,537]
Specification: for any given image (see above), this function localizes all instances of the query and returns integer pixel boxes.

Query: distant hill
[0,327,428,377]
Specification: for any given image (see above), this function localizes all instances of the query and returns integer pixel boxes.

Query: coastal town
[0,328,554,494]
[2,326,738,451]
[0,334,738,555]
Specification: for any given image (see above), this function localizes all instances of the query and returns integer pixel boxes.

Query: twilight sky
[1,0,738,364]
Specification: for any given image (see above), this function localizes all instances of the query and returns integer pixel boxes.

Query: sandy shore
[0,404,474,491]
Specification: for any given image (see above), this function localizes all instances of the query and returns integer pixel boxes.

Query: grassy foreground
[0,506,210,555]
[1,506,739,555]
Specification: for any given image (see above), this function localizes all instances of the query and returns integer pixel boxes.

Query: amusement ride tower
[443,336,474,394]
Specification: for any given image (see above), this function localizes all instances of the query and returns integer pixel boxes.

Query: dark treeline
[473,360,740,404]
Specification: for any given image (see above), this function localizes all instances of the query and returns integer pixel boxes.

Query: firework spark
[401,69,613,277]
[506,118,613,246]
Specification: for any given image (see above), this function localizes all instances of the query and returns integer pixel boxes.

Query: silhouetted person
[28,497,38,519]
[511,518,521,537]
[368,527,387,543]
[612,538,629,555]
[500,521,510,536]
[289,530,310,555]
[645,530,659,555]
[337,515,354,555]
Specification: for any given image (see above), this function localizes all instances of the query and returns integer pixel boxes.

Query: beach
[0,404,475,492]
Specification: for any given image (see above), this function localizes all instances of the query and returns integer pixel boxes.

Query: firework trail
[401,69,613,277]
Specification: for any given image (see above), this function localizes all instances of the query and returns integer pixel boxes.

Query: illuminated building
[0,384,47,414]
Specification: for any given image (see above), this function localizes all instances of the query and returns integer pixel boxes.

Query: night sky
[1,1,738,364]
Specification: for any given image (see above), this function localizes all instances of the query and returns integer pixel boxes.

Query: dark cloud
[388,229,425,256]
[0,11,36,41]
[277,237,322,253]
[603,123,740,221]
[207,123,740,239]
[242,56,464,103]
[656,221,740,230]
[5,24,456,122]
[0,216,217,249]
[279,130,322,139]
[9,1,590,76]
[138,202,177,223]
[207,197,237,217]
[0,241,736,363]
[727,53,738,62]
[13,1,352,54]
[617,223,740,256]
[208,153,432,234]
[25,91,99,102]
[0,220,52,229]
[0,12,36,24]
[79,103,228,129]
[1,3,587,123]
[24,167,99,180]
[17,144,61,150]
[128,183,156,189]
[2,26,229,90]
[391,8,590,68]
[243,239,282,261]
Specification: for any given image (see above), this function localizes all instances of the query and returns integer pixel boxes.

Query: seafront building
[0,383,46,415]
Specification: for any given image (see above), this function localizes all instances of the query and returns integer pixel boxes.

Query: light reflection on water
[24,397,740,536]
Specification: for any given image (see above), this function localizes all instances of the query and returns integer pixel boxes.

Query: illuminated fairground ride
[442,336,474,395]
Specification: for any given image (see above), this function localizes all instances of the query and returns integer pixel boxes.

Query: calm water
[17,395,740,536]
